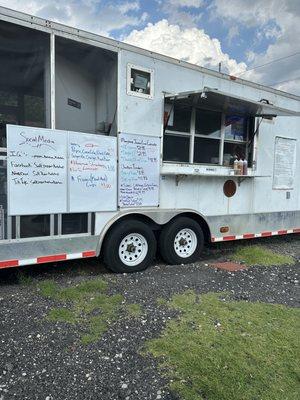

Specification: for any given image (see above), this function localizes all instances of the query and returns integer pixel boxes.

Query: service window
[163,97,254,166]
[127,64,154,99]
[223,115,252,167]
[163,101,192,162]
[194,109,222,164]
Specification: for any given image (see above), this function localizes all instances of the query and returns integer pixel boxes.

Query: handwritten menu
[273,136,297,189]
[119,133,160,207]
[69,132,117,212]
[7,125,67,215]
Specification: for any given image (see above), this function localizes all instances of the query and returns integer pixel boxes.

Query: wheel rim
[174,228,197,258]
[119,233,148,266]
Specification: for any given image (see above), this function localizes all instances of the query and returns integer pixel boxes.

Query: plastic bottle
[243,159,248,176]
[238,159,244,175]
[234,158,239,175]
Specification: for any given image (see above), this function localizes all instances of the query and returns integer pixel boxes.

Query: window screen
[163,135,190,162]
[166,103,192,133]
[194,137,220,164]
[195,109,221,138]
[225,115,247,141]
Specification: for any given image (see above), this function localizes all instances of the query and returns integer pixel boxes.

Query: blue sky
[109,0,276,64]
[0,0,299,94]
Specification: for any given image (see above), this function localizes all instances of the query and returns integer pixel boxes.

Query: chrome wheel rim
[119,233,148,266]
[174,228,197,258]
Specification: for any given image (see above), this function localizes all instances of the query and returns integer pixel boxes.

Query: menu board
[7,125,67,215]
[7,125,118,215]
[273,136,297,189]
[69,132,117,212]
[119,133,160,207]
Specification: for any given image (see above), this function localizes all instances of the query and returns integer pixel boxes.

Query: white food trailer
[0,6,299,273]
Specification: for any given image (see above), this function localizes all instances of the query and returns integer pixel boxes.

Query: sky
[0,0,299,95]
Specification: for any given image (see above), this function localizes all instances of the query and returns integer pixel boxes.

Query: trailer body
[0,6,299,272]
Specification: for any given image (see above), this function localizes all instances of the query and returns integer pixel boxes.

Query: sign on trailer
[69,132,117,212]
[7,125,68,215]
[7,125,117,215]
[118,133,160,207]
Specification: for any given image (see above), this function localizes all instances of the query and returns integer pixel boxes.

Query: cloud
[118,1,140,14]
[124,19,247,75]
[211,0,300,94]
[0,0,146,36]
[168,0,204,7]
[227,25,239,45]
[157,0,204,27]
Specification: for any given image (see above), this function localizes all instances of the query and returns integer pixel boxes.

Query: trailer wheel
[103,219,156,273]
[159,217,204,265]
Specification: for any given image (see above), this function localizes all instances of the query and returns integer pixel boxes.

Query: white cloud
[169,0,203,7]
[118,1,140,14]
[158,0,203,27]
[0,0,145,36]
[227,25,239,45]
[124,19,247,75]
[211,0,300,94]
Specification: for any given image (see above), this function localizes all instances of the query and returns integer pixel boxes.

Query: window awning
[165,87,300,117]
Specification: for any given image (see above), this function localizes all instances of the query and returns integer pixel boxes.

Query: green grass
[126,303,143,318]
[48,308,77,324]
[145,291,300,400]
[157,297,169,307]
[38,278,123,344]
[16,271,34,286]
[232,245,295,266]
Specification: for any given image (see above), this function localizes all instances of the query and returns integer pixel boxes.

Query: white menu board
[273,136,297,190]
[69,132,117,212]
[119,133,160,207]
[7,125,67,215]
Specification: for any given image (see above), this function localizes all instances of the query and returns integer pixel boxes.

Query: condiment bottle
[234,158,239,175]
[238,159,244,175]
[243,159,248,175]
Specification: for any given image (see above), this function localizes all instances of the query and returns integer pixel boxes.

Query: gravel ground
[0,235,299,400]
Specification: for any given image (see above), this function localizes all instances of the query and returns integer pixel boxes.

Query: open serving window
[163,87,300,169]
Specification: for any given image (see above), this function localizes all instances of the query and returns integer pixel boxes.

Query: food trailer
[0,6,299,273]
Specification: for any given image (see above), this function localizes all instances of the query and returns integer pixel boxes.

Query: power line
[237,51,300,76]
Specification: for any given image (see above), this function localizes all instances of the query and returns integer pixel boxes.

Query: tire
[103,219,157,273]
[159,217,204,265]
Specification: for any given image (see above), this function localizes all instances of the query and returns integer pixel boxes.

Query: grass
[38,278,123,344]
[157,297,169,307]
[16,271,34,286]
[145,291,300,400]
[126,303,143,318]
[48,308,77,324]
[232,245,295,266]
